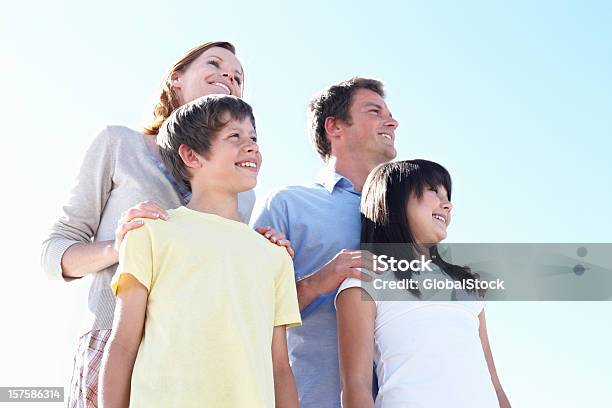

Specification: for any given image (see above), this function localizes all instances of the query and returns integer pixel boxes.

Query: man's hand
[296,250,376,310]
[255,226,295,258]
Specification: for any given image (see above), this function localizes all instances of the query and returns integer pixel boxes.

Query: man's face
[341,89,399,164]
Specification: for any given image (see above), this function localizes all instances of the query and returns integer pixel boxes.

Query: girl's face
[172,46,244,104]
[406,185,452,244]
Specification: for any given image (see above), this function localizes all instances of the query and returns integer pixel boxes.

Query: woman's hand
[114,201,168,252]
[255,226,295,258]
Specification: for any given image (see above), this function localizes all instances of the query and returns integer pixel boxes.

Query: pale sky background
[1,0,611,406]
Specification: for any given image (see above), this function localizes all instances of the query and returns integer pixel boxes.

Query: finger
[123,208,163,222]
[280,240,295,258]
[115,220,144,248]
[138,202,169,220]
[269,232,286,242]
[254,226,272,235]
[121,219,145,233]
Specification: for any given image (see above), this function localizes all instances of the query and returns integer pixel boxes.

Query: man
[251,77,399,407]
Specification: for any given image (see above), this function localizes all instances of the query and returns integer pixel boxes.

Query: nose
[384,116,399,130]
[243,139,259,154]
[221,71,235,83]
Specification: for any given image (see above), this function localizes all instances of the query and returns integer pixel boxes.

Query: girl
[335,160,510,407]
[41,41,290,408]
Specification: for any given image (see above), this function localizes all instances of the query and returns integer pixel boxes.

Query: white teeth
[211,82,231,94]
[237,162,257,168]
[433,215,446,224]
[380,133,392,140]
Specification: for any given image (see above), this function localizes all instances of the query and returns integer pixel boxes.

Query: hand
[308,250,376,297]
[114,201,168,252]
[255,226,295,258]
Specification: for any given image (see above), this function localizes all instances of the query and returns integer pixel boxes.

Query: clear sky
[1,0,611,406]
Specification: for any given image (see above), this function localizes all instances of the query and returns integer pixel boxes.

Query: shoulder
[261,183,326,206]
[87,125,143,153]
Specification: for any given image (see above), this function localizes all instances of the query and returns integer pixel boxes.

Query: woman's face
[406,185,452,244]
[172,46,244,104]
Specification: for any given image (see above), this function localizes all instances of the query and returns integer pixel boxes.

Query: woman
[41,41,290,408]
[335,160,510,407]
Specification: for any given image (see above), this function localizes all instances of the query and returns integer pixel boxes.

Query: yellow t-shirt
[111,206,301,408]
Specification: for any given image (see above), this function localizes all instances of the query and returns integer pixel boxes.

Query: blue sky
[1,0,611,406]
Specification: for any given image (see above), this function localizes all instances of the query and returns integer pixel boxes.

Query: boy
[99,95,301,408]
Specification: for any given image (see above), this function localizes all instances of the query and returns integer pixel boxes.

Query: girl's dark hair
[360,159,475,296]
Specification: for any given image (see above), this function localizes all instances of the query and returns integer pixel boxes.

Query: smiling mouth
[379,132,394,142]
[235,161,258,172]
[432,214,447,226]
[211,82,231,95]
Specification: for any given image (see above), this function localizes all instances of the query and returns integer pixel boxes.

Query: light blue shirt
[250,167,361,408]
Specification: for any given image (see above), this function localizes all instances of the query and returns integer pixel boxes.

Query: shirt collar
[316,165,358,194]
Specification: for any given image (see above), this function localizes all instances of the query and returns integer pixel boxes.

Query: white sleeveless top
[336,266,499,408]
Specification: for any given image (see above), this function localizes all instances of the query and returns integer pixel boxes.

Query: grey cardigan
[41,126,255,335]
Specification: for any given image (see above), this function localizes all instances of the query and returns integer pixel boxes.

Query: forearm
[61,240,118,279]
[99,340,137,408]
[273,366,298,408]
[296,274,321,311]
[342,384,375,408]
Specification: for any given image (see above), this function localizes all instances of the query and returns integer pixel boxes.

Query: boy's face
[198,116,260,193]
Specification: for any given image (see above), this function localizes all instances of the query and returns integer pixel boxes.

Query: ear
[324,116,344,142]
[178,144,202,169]
[170,71,182,90]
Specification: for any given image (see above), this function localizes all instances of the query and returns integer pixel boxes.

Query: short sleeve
[334,273,376,309]
[273,249,301,328]
[111,222,153,295]
[249,190,290,238]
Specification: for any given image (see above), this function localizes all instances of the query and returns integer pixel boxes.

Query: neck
[186,189,240,221]
[329,155,382,193]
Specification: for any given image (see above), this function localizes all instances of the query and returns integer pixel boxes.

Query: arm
[41,128,115,280]
[41,127,168,280]
[479,310,511,408]
[271,325,298,408]
[61,201,168,279]
[99,273,148,408]
[296,250,374,311]
[336,287,376,408]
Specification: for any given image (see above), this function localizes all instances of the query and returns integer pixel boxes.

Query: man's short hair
[308,77,385,161]
[157,94,256,191]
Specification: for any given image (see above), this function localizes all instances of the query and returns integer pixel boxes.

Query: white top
[336,266,498,408]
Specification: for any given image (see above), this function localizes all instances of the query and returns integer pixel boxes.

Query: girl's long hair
[143,41,239,136]
[360,159,475,296]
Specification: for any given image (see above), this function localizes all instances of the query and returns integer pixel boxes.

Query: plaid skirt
[67,329,111,408]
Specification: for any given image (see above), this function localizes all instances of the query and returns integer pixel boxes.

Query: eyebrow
[226,127,256,135]
[207,55,244,76]
[362,102,393,117]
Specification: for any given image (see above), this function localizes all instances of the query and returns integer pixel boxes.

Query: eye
[250,135,258,142]
[235,76,243,86]
[369,109,379,115]
[208,60,220,68]
[229,133,240,139]
[429,186,438,193]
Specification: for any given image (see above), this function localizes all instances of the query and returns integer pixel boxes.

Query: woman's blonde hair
[143,41,238,136]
